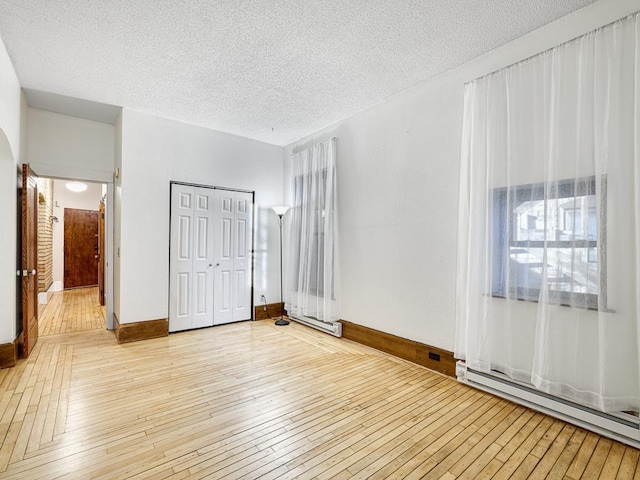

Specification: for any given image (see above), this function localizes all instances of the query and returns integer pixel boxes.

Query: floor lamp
[272,205,290,326]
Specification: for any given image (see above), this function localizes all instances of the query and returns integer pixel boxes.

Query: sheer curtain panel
[286,138,340,322]
[455,13,640,413]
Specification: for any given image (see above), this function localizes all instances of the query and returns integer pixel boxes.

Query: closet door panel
[214,190,235,325]
[232,192,253,321]
[169,185,195,332]
[192,188,215,328]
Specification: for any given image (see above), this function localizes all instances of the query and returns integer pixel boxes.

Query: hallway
[39,287,106,336]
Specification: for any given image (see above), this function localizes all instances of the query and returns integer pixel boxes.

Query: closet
[169,183,253,332]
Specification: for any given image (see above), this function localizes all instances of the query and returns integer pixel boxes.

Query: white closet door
[213,190,253,325]
[232,192,253,321]
[214,190,235,325]
[169,185,195,333]
[169,185,215,332]
[191,188,215,328]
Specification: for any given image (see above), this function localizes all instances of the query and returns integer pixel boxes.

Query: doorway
[169,182,254,332]
[17,166,115,358]
[37,178,107,334]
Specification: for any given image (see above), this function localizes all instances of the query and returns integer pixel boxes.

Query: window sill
[490,293,615,313]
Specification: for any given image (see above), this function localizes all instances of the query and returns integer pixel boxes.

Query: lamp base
[275,318,289,326]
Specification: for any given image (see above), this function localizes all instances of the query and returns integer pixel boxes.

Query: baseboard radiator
[456,361,640,448]
[289,314,342,337]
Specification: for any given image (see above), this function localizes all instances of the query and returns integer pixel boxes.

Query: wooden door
[64,209,99,289]
[22,164,39,357]
[98,201,105,305]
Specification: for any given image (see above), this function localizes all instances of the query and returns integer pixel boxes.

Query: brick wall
[37,178,54,293]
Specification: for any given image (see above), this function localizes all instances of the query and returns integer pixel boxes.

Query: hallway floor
[39,287,106,336]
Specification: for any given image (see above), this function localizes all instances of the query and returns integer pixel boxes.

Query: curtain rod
[465,12,633,86]
[290,136,337,156]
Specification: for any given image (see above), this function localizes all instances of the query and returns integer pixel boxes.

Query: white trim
[105,182,114,330]
[289,314,342,337]
[29,163,113,183]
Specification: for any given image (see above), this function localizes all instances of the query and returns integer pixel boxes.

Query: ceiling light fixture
[65,181,88,193]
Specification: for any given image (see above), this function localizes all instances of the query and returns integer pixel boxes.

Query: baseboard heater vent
[456,361,640,448]
[289,315,342,337]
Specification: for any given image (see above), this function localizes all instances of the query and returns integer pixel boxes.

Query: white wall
[284,0,638,352]
[51,180,104,287]
[0,35,24,343]
[118,109,284,324]
[28,108,115,182]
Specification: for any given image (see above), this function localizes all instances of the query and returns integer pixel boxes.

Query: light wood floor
[39,287,106,336]
[0,302,635,478]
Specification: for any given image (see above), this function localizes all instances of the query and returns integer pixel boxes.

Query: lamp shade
[272,205,290,216]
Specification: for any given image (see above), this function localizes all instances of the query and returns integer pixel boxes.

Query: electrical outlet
[428,352,440,362]
[260,293,267,311]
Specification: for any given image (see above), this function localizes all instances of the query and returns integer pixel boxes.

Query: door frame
[26,164,115,330]
[168,181,256,331]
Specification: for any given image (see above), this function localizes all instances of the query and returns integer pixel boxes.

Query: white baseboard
[38,282,63,305]
[37,292,47,305]
[289,314,342,337]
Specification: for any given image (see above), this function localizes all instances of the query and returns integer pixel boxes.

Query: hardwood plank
[546,428,588,479]
[0,304,632,479]
[599,441,626,479]
[527,424,576,479]
[39,287,106,335]
[581,437,613,479]
[616,447,640,480]
[566,431,601,479]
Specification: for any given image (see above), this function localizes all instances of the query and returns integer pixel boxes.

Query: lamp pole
[272,206,290,325]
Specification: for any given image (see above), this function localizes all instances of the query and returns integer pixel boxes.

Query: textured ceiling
[0,0,596,146]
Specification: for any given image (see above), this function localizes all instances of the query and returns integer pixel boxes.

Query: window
[492,176,606,310]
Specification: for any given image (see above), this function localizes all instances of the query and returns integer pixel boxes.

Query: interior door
[232,192,253,321]
[169,184,215,332]
[192,188,215,328]
[213,190,234,325]
[64,208,99,289]
[213,190,253,325]
[22,164,39,357]
[98,200,105,305]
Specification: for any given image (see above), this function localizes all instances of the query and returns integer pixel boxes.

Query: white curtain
[286,138,340,322]
[456,12,640,413]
